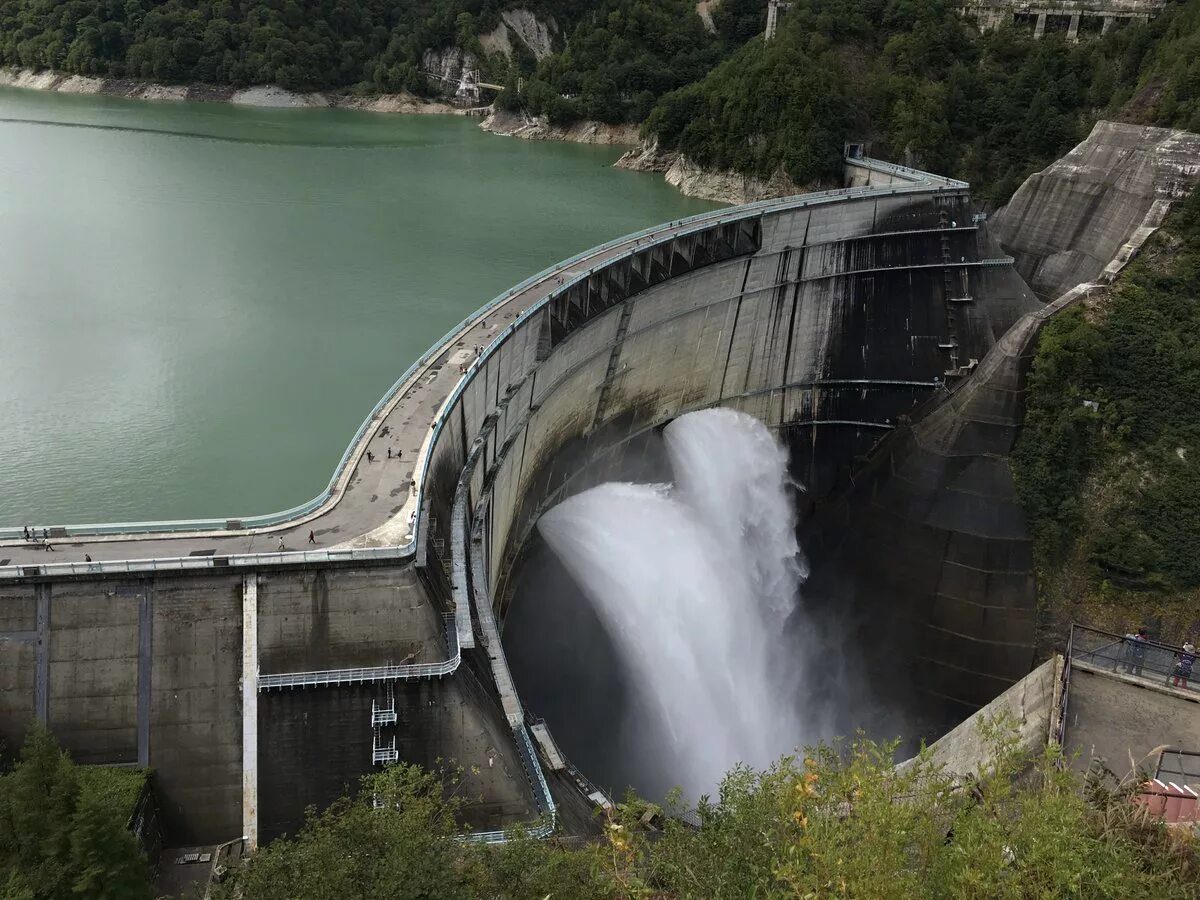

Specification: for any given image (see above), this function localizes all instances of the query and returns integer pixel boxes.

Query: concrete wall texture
[0,564,533,846]
[995,121,1200,299]
[908,655,1060,778]
[1064,665,1200,778]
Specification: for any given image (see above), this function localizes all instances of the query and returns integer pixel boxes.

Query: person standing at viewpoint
[1172,642,1196,689]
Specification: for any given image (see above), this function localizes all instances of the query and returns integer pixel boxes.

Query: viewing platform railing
[1058,622,1197,745]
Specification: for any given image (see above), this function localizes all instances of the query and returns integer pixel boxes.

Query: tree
[0,725,79,898]
[0,725,152,900]
[69,797,152,900]
[212,763,475,900]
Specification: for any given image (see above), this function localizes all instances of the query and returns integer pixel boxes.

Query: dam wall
[0,562,536,845]
[1,157,1054,849]
[419,171,1040,742]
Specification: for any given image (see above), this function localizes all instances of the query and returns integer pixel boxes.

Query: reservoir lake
[0,87,719,525]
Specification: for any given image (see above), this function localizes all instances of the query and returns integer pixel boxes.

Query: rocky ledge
[480,109,639,145]
[614,141,804,204]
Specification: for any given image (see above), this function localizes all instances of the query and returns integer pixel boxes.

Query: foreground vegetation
[1013,188,1200,641]
[214,725,1199,899]
[3,721,1197,897]
[0,727,152,900]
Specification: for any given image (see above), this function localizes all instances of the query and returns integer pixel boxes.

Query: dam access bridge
[5,133,1176,856]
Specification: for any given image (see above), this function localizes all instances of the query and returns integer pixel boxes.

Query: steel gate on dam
[422,159,1041,745]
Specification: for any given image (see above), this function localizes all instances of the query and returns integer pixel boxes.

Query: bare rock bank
[615,141,804,204]
[0,67,459,115]
[480,109,639,145]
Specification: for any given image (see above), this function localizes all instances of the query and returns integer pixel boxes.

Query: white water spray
[539,408,819,800]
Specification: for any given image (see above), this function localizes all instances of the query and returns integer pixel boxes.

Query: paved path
[0,228,666,568]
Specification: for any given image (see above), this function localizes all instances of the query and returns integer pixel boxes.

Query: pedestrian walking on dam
[1172,642,1196,689]
[277,536,285,552]
[308,530,316,545]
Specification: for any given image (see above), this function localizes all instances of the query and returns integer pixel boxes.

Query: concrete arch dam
[0,157,1042,848]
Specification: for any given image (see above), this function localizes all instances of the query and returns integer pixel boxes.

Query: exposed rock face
[615,141,804,203]
[696,0,720,34]
[480,109,639,145]
[479,23,514,58]
[993,121,1200,299]
[0,66,458,114]
[479,9,557,60]
[421,47,478,87]
[502,9,556,59]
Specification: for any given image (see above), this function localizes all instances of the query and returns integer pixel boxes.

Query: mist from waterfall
[538,408,826,801]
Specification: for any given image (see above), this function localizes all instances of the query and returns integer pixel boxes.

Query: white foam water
[538,408,817,800]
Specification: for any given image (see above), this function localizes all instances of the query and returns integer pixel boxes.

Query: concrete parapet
[903,655,1060,777]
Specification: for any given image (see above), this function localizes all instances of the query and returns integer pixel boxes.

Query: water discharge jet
[539,409,828,801]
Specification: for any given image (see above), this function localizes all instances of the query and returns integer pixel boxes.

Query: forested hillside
[1013,191,1200,642]
[4,0,1200,204]
[642,0,1195,203]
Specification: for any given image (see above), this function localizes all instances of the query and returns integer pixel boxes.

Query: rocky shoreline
[479,108,640,145]
[614,141,806,205]
[480,110,801,203]
[0,67,463,115]
[1,66,802,204]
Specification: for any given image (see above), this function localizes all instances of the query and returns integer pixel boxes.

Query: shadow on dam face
[502,422,955,802]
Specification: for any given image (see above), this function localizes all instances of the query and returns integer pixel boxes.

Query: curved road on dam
[0,210,731,571]
[0,162,963,576]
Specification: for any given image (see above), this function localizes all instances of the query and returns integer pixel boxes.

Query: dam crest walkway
[0,156,968,579]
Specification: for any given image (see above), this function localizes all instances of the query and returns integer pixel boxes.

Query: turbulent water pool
[0,87,719,525]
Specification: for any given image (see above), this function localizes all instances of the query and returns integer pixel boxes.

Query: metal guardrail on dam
[0,159,974,584]
[258,615,460,690]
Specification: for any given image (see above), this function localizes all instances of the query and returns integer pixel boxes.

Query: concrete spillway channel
[0,151,1078,847]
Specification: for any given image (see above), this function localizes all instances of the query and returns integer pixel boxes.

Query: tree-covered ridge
[516,0,726,125]
[210,725,1200,898]
[1013,189,1200,638]
[642,0,1176,203]
[0,0,719,104]
[4,0,1200,204]
[0,1,563,92]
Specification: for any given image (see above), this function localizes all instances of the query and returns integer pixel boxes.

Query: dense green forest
[0,727,152,900]
[642,0,1192,203]
[2,0,1200,201]
[209,725,1199,898]
[1013,190,1200,639]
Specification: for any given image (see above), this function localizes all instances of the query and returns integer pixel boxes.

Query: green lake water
[0,88,719,525]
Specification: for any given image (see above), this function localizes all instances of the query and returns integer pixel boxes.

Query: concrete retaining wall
[909,655,1059,778]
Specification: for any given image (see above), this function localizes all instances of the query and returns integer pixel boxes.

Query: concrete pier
[242,575,258,850]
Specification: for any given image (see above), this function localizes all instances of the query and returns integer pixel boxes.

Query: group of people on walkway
[20,525,55,552]
[1116,627,1196,688]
